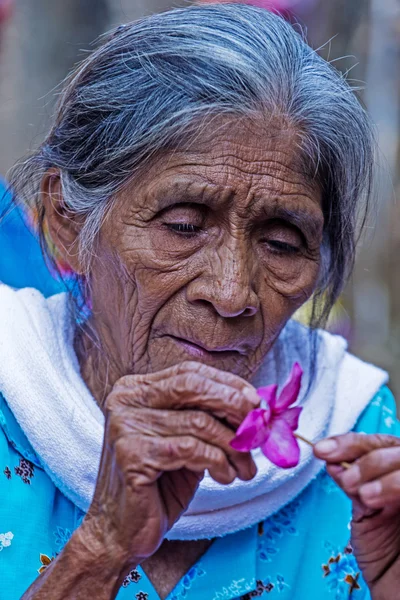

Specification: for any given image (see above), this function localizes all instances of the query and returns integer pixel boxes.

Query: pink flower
[230,363,303,468]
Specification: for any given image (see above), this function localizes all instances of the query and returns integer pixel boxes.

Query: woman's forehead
[120,118,320,208]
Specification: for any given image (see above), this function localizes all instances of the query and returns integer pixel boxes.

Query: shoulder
[354,386,400,436]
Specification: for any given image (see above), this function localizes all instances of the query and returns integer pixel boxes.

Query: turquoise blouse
[0,387,399,600]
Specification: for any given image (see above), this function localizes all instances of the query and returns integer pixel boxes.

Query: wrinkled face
[89,120,324,381]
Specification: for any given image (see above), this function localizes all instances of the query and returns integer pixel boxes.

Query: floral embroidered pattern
[135,593,148,600]
[3,466,11,479]
[257,500,300,563]
[240,575,289,598]
[54,526,72,554]
[371,394,383,407]
[169,564,206,599]
[322,541,362,598]
[14,458,34,484]
[0,531,14,550]
[240,579,274,598]
[212,579,255,600]
[382,402,395,429]
[38,553,54,574]
[122,568,142,587]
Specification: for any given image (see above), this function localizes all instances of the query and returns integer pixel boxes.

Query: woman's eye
[260,221,304,255]
[267,240,301,254]
[167,223,201,234]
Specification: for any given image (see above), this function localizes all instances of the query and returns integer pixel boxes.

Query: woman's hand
[314,433,400,600]
[81,361,259,572]
[23,361,259,600]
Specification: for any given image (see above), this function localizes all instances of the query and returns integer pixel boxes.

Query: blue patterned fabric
[0,386,398,599]
[0,179,63,296]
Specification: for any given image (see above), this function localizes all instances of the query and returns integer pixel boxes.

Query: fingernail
[243,387,260,405]
[314,439,338,456]
[341,465,361,489]
[360,481,382,500]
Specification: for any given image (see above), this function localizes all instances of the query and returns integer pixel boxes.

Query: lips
[165,334,243,357]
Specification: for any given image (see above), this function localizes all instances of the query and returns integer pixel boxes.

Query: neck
[142,539,213,600]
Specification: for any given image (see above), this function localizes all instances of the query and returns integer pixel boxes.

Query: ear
[40,168,85,275]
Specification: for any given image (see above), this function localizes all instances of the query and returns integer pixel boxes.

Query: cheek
[262,254,321,303]
[134,263,191,314]
[87,248,137,331]
[258,256,321,330]
[90,217,204,327]
[112,228,200,315]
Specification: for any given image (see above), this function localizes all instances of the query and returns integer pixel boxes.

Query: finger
[109,373,259,427]
[171,361,260,400]
[115,361,261,406]
[314,433,400,465]
[359,470,400,509]
[111,408,257,481]
[325,464,376,520]
[326,463,361,502]
[115,435,240,486]
[326,463,346,485]
[146,408,257,480]
[340,447,400,495]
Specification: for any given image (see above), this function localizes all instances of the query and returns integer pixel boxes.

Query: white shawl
[0,285,388,540]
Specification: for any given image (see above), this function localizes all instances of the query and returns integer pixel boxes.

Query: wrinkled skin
[23,119,398,600]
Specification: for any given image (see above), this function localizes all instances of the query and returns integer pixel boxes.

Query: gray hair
[9,3,374,327]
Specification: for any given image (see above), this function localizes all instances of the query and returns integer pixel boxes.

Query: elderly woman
[1,4,400,600]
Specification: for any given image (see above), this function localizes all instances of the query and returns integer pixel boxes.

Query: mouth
[164,335,242,360]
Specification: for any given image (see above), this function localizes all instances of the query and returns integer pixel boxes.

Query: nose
[186,243,259,319]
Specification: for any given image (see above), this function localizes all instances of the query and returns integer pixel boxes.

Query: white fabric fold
[0,285,388,540]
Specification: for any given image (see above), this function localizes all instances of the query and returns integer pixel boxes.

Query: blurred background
[0,0,399,399]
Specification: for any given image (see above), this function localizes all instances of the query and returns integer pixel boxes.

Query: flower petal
[236,408,267,436]
[275,362,303,412]
[261,417,301,468]
[230,408,269,452]
[280,406,302,431]
[256,384,278,410]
